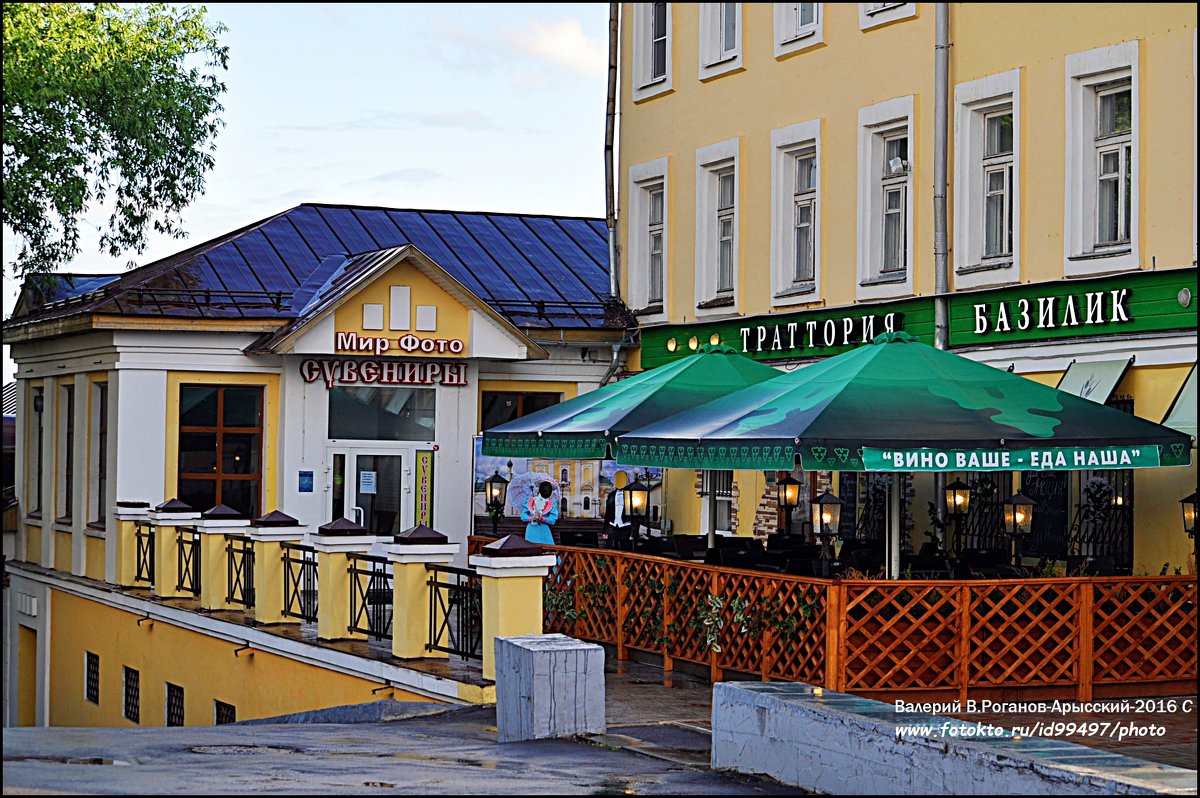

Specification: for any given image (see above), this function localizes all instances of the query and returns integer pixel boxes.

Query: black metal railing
[135,521,155,584]
[225,534,255,608]
[176,527,201,596]
[426,564,482,660]
[348,553,393,641]
[281,542,318,622]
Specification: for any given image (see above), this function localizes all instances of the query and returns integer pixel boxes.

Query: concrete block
[711,682,1192,795]
[494,634,605,743]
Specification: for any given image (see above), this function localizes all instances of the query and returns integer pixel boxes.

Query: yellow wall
[332,262,470,357]
[54,530,71,572]
[25,524,41,564]
[163,372,281,513]
[661,468,762,538]
[47,590,434,727]
[618,3,1196,319]
[85,536,106,581]
[18,625,37,726]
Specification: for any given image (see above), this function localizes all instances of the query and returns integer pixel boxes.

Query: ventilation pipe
[933,3,951,550]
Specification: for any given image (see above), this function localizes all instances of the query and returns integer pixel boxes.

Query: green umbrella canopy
[616,333,1193,472]
[481,344,781,459]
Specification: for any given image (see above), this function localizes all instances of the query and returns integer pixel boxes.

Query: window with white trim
[702,470,734,534]
[982,111,1014,260]
[953,69,1019,287]
[648,186,665,304]
[57,383,75,521]
[1094,83,1132,248]
[716,169,736,293]
[880,133,908,275]
[699,3,742,79]
[90,382,108,524]
[694,138,739,312]
[771,120,821,303]
[776,3,822,54]
[857,96,913,299]
[28,385,44,515]
[634,3,672,101]
[627,157,669,316]
[859,2,916,30]
[1064,41,1138,275]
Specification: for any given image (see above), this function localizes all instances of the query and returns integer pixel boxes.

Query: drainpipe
[600,343,622,386]
[605,1,620,301]
[933,3,951,552]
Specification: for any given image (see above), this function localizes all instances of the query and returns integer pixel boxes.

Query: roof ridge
[299,201,604,222]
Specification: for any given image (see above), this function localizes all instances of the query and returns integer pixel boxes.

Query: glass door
[328,447,414,535]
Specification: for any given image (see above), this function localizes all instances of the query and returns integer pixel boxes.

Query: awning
[1055,357,1133,404]
[481,344,781,459]
[1162,364,1197,440]
[616,333,1192,472]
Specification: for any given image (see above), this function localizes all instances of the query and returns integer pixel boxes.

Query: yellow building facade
[618,3,1196,573]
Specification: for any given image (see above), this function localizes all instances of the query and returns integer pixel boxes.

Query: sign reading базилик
[951,270,1196,346]
[862,445,1192,472]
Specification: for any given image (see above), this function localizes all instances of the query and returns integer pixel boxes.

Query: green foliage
[2,3,229,276]
[694,594,724,653]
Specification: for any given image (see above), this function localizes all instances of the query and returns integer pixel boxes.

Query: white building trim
[1063,40,1140,277]
[698,3,743,81]
[770,119,823,307]
[627,156,670,322]
[774,3,824,59]
[954,69,1021,290]
[857,95,915,301]
[695,137,741,316]
[633,2,673,102]
[858,2,917,31]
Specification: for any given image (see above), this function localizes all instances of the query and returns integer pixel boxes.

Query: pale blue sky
[3,3,611,381]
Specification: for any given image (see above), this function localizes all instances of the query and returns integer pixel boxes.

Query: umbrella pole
[887,476,902,578]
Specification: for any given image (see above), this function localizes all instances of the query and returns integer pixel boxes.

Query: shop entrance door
[327,448,415,536]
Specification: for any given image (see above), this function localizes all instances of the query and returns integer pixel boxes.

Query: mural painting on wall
[471,437,662,521]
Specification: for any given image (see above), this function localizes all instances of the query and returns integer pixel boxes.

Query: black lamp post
[777,475,802,537]
[811,489,843,578]
[484,471,509,537]
[1003,492,1036,568]
[944,477,971,555]
[623,476,651,550]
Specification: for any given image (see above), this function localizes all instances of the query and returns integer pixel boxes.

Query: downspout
[605,1,620,301]
[601,2,625,387]
[932,3,951,558]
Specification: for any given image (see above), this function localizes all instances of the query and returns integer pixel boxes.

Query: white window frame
[633,2,673,102]
[627,157,669,322]
[857,95,914,300]
[771,119,822,305]
[695,137,740,315]
[953,69,1021,289]
[858,2,917,31]
[88,381,108,525]
[775,3,823,58]
[1064,40,1139,276]
[56,382,74,521]
[698,3,743,80]
[700,470,735,536]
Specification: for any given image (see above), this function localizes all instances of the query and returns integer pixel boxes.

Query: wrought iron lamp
[1003,492,1036,568]
[944,477,971,554]
[623,477,651,551]
[1180,492,1196,540]
[484,470,509,537]
[811,489,843,578]
[776,475,802,536]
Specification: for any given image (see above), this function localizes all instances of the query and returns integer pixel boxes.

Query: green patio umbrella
[616,333,1193,472]
[481,344,781,459]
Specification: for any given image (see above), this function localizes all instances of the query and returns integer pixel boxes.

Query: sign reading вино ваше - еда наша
[861,445,1193,472]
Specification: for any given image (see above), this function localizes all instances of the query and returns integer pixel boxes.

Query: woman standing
[520,476,560,545]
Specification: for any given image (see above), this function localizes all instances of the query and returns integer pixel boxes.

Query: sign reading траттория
[863,446,1162,472]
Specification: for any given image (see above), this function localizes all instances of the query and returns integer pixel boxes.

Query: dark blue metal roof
[11,204,618,331]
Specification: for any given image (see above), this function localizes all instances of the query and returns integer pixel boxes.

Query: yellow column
[469,553,557,680]
[247,529,307,625]
[111,504,150,586]
[194,518,250,611]
[384,542,461,659]
[312,534,378,641]
[148,507,200,598]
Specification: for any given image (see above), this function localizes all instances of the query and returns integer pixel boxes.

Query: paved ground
[4,652,1192,794]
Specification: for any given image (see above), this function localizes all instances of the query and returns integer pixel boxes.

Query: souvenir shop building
[6,203,626,580]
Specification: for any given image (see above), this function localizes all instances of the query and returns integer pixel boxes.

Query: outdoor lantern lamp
[1181,492,1196,540]
[944,478,971,554]
[811,489,843,578]
[1003,492,1037,567]
[484,470,510,537]
[776,475,802,536]
[623,477,651,548]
